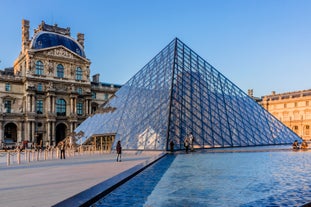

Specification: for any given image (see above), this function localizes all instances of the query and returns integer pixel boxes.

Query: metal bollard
[7,152,10,166]
[17,151,21,165]
[25,150,28,162]
[31,150,34,161]
[28,150,31,163]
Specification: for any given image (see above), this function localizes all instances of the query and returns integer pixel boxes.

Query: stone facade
[0,20,120,147]
[260,90,311,141]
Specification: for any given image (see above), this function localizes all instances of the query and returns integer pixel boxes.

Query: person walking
[59,141,66,159]
[116,140,122,162]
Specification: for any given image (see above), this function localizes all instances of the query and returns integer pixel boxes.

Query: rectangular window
[4,100,11,113]
[77,88,82,95]
[37,83,43,91]
[77,102,83,115]
[36,100,43,114]
[92,92,96,99]
[5,83,11,91]
[104,94,109,100]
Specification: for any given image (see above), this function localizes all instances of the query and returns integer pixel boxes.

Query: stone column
[31,121,35,142]
[0,121,3,142]
[46,95,51,113]
[27,95,31,112]
[17,122,22,142]
[70,98,73,114]
[52,122,56,145]
[26,121,31,142]
[46,122,50,143]
[74,98,77,114]
[32,95,36,112]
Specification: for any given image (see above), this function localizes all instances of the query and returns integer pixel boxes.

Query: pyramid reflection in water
[75,38,301,150]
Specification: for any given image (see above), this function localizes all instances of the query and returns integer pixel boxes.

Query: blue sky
[0,0,310,97]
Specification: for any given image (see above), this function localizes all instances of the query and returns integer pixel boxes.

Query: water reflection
[94,147,311,207]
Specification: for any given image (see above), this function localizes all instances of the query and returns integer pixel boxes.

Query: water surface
[93,147,311,206]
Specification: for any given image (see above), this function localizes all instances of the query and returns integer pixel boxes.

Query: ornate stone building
[260,90,311,141]
[0,20,120,147]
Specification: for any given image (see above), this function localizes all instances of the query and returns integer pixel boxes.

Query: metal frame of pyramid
[75,38,301,150]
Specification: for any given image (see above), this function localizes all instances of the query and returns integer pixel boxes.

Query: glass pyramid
[75,38,301,150]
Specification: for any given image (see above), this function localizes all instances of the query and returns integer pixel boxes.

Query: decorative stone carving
[46,48,74,59]
[70,64,75,76]
[48,61,54,74]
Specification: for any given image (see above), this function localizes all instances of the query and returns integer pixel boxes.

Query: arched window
[77,102,83,115]
[36,60,44,75]
[76,67,82,80]
[57,64,64,78]
[56,99,66,116]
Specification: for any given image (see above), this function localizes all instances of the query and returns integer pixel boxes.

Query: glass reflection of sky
[93,147,311,207]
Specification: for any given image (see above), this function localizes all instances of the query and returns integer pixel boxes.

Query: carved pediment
[44,47,75,59]
[34,46,88,62]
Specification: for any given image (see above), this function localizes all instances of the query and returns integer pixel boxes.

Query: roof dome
[30,31,86,57]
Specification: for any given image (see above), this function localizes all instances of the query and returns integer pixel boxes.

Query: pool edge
[52,152,168,207]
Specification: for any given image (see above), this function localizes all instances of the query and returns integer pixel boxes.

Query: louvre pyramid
[75,38,301,150]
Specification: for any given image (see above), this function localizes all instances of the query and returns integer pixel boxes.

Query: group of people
[169,133,195,153]
[292,140,309,150]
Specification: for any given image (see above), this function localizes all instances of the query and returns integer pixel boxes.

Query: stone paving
[0,151,162,207]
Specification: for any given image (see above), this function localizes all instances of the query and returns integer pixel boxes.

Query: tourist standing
[59,141,66,159]
[184,137,190,153]
[301,140,308,150]
[189,133,194,151]
[116,140,122,162]
[169,140,174,152]
[292,140,299,150]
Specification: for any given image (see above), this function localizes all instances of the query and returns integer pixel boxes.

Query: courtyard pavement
[0,151,163,207]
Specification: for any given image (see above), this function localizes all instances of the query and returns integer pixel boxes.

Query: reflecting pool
[92,147,311,207]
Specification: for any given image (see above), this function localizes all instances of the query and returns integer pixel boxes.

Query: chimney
[22,19,30,53]
[92,74,100,83]
[77,33,84,48]
[247,89,253,97]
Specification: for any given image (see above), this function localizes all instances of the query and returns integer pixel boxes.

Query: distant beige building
[0,20,120,147]
[260,90,311,141]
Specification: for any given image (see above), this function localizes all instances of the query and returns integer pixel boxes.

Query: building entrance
[55,123,67,144]
[84,133,116,152]
[4,123,17,142]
